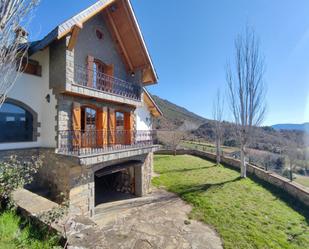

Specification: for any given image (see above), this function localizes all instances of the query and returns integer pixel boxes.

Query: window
[81,107,96,132]
[0,102,34,143]
[116,112,124,129]
[96,29,103,40]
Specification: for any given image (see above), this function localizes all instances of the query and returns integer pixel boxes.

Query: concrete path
[94,188,223,249]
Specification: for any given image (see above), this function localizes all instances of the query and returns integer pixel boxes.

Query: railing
[73,64,142,101]
[57,130,156,156]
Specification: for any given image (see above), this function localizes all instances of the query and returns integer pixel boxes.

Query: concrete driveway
[94,188,223,249]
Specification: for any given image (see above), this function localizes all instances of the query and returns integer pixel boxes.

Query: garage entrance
[94,162,139,205]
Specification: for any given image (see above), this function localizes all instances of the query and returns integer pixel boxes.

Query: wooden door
[115,111,125,145]
[81,107,97,148]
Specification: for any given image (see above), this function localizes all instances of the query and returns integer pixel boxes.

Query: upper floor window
[96,29,104,40]
[0,102,34,143]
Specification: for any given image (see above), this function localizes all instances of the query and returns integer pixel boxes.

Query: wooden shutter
[105,64,114,92]
[108,108,116,145]
[105,64,114,76]
[96,107,103,147]
[72,102,81,149]
[87,55,94,87]
[103,107,108,145]
[124,112,133,145]
[96,107,108,146]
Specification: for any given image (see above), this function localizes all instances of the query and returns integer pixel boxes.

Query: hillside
[151,95,207,130]
[152,94,309,151]
[272,123,309,132]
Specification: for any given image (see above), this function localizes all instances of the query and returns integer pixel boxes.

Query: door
[115,111,125,145]
[93,59,114,92]
[81,106,97,148]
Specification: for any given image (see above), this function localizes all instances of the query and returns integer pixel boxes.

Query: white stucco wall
[0,48,57,150]
[135,94,152,131]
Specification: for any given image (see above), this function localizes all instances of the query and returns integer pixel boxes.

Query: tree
[226,27,267,178]
[212,89,224,165]
[157,130,185,156]
[0,0,40,106]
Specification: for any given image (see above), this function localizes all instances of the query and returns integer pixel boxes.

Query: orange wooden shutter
[124,112,132,145]
[108,108,116,145]
[87,55,94,87]
[96,107,108,147]
[105,64,114,92]
[105,64,114,76]
[72,102,81,149]
[96,107,104,146]
[103,107,108,145]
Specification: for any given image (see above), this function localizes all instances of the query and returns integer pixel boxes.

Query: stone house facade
[0,0,162,217]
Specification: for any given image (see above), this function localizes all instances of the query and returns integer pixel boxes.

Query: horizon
[27,0,309,126]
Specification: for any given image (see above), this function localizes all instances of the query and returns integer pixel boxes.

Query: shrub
[0,155,43,208]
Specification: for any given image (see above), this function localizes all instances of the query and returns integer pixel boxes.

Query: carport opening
[95,165,137,206]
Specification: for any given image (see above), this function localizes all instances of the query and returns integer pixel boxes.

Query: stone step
[94,190,176,219]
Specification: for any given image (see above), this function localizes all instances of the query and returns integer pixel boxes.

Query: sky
[27,0,309,126]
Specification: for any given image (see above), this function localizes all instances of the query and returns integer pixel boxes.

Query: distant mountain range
[272,123,309,132]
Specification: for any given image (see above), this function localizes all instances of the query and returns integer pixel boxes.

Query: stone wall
[0,148,77,202]
[157,149,309,207]
[0,147,154,218]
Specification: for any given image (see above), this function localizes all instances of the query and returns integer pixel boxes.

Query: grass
[181,140,239,154]
[294,174,309,188]
[0,211,60,249]
[153,154,309,249]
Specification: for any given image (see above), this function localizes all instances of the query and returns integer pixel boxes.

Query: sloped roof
[29,0,158,84]
[143,88,162,117]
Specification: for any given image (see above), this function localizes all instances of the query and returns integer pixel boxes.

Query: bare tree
[0,0,39,106]
[226,27,267,178]
[212,89,224,165]
[157,130,185,156]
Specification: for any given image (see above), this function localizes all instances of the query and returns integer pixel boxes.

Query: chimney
[15,26,29,44]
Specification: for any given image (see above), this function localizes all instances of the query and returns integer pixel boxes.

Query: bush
[0,155,42,208]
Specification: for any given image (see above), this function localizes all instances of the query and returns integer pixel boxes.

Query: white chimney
[15,26,29,44]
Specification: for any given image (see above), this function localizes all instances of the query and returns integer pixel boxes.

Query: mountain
[151,94,309,150]
[272,123,309,132]
[151,95,208,131]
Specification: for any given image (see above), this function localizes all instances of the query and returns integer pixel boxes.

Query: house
[0,0,162,217]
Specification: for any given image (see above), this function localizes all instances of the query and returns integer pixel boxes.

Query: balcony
[70,65,142,103]
[57,130,157,157]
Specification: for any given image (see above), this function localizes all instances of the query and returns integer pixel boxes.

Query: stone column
[135,152,153,197]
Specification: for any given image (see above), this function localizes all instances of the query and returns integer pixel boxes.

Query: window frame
[0,98,39,144]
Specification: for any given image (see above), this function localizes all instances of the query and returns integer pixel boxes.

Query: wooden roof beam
[67,23,83,51]
[106,9,134,71]
[121,0,148,66]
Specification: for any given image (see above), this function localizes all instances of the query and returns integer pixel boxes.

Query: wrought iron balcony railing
[73,64,142,101]
[57,130,156,156]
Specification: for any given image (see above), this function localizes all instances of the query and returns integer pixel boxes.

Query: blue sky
[28,0,309,126]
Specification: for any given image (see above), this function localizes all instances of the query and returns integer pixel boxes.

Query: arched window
[0,101,34,143]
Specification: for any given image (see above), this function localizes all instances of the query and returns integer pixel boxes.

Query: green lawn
[153,155,309,249]
[295,174,309,188]
[0,211,60,249]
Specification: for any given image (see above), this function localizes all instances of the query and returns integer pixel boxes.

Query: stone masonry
[0,147,155,218]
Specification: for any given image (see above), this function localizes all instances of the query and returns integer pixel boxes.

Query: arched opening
[0,100,36,143]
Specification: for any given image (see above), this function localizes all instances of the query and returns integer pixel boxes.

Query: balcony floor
[56,144,160,166]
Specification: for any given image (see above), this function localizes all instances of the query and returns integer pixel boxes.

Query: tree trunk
[289,165,293,181]
[216,138,221,165]
[240,145,247,178]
